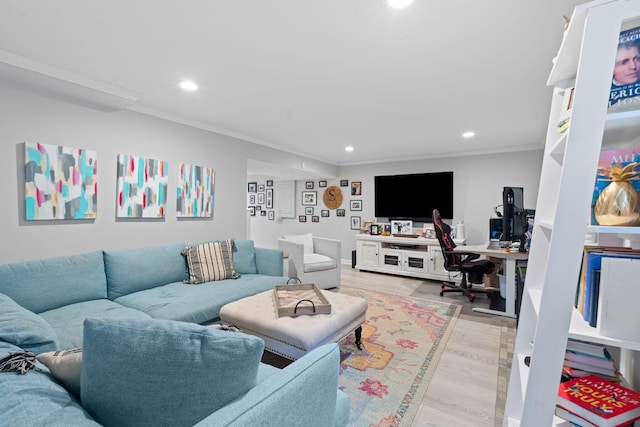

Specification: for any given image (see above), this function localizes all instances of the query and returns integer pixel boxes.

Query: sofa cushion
[104,243,187,299]
[0,293,60,354]
[182,239,239,284]
[81,317,264,427]
[114,274,288,324]
[0,251,107,313]
[233,239,258,274]
[0,341,100,426]
[282,233,314,254]
[39,299,152,349]
[36,348,82,397]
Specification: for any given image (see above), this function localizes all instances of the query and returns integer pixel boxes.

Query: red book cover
[557,375,640,427]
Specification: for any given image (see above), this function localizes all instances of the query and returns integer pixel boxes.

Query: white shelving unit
[503,1,640,426]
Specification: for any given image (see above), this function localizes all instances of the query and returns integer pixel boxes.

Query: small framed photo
[260,210,267,216]
[305,207,314,215]
[305,181,314,189]
[370,224,380,235]
[321,210,329,217]
[351,181,362,196]
[258,184,265,192]
[249,194,256,205]
[255,205,261,211]
[249,206,256,216]
[312,216,319,223]
[248,182,257,193]
[391,219,413,235]
[350,200,362,211]
[299,215,307,222]
[337,209,345,217]
[302,191,317,206]
[340,180,349,187]
[258,193,265,204]
[268,210,275,220]
[266,180,274,187]
[266,188,273,209]
[319,180,327,188]
[383,224,392,233]
[351,216,361,230]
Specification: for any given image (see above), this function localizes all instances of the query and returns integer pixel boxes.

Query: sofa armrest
[254,247,285,276]
[195,344,346,427]
[313,237,341,260]
[277,239,305,278]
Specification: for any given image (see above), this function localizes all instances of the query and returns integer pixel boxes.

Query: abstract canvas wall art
[116,154,168,218]
[24,142,98,220]
[176,163,214,217]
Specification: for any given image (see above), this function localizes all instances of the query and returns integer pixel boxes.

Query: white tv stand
[355,234,465,282]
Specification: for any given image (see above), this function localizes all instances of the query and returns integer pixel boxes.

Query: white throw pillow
[283,233,314,254]
[37,348,82,396]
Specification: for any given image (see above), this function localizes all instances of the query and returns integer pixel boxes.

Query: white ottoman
[219,289,367,360]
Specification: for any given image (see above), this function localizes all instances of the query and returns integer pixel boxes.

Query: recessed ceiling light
[179,80,198,91]
[345,146,354,152]
[388,0,413,8]
[462,131,475,139]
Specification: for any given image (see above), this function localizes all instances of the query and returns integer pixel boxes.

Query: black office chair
[432,209,495,302]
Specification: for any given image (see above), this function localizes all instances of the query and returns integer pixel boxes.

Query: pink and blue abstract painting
[176,163,214,217]
[116,154,168,218]
[24,142,98,220]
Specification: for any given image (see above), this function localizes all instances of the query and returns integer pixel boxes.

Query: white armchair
[278,233,341,289]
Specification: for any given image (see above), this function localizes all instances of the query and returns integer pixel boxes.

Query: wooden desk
[458,245,529,318]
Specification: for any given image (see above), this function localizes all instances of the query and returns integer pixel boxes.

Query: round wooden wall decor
[322,186,343,209]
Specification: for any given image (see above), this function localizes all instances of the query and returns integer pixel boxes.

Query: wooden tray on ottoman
[273,284,331,317]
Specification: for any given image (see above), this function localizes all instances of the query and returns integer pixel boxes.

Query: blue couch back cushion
[0,251,107,313]
[81,317,264,427]
[232,239,258,274]
[104,243,187,300]
[0,293,60,354]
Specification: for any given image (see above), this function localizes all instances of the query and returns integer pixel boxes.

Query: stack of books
[562,338,621,383]
[556,375,640,427]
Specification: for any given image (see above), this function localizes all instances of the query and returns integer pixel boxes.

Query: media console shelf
[355,234,465,282]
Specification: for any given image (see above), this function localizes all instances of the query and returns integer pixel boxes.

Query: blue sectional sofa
[0,240,350,427]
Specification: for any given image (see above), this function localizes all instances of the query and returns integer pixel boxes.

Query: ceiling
[0,1,588,168]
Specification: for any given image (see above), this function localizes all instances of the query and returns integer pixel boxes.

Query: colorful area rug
[338,286,461,427]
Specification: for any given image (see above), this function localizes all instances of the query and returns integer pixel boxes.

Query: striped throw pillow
[182,240,240,284]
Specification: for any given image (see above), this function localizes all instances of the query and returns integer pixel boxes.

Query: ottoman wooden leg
[354,326,363,350]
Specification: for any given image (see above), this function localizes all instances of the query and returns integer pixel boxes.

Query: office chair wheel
[469,296,475,302]
[439,291,444,296]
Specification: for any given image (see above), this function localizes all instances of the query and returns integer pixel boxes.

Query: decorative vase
[594,162,640,226]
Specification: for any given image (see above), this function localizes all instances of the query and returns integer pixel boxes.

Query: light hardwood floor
[340,265,516,427]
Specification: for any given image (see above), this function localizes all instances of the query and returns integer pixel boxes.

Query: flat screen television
[374,172,453,222]
[502,186,526,242]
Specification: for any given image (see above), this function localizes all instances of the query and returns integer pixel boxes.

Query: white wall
[0,86,330,263]
[249,151,544,262]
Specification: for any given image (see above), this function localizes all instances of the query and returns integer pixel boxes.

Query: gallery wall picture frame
[258,193,265,204]
[321,210,329,217]
[340,180,349,187]
[116,154,168,219]
[260,210,266,216]
[249,194,256,204]
[305,207,314,215]
[302,191,317,206]
[350,200,362,211]
[266,188,273,209]
[337,209,345,217]
[370,224,380,235]
[258,184,265,192]
[319,180,327,187]
[248,182,257,193]
[351,181,362,196]
[268,210,275,220]
[312,216,319,222]
[351,216,361,230]
[266,180,274,187]
[255,205,261,211]
[176,163,214,218]
[299,215,307,222]
[249,206,256,216]
[305,181,314,189]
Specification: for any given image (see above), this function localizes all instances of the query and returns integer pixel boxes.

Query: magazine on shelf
[609,24,640,113]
